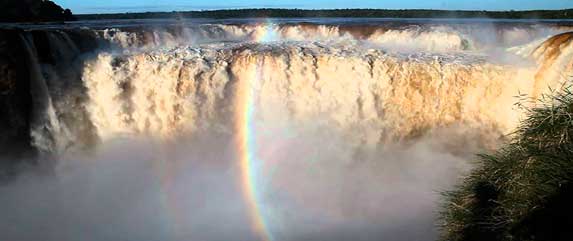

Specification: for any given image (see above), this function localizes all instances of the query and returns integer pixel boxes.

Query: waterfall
[1,22,573,241]
[20,34,68,157]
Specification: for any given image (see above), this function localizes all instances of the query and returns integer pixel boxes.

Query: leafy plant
[441,86,573,241]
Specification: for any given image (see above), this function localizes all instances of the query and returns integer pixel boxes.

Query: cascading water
[1,20,573,241]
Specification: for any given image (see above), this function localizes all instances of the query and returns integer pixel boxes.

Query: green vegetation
[441,87,573,241]
[78,8,573,20]
[0,0,75,22]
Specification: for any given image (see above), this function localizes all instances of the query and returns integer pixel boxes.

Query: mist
[0,118,476,241]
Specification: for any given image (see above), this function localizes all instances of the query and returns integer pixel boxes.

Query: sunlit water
[1,18,573,241]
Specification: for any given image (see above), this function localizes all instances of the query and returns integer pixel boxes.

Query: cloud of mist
[0,115,478,241]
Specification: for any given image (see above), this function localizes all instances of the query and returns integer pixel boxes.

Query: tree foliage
[78,8,573,20]
[0,0,75,22]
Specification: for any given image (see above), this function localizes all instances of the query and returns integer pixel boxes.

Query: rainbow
[236,57,274,241]
[156,22,278,239]
[253,20,279,43]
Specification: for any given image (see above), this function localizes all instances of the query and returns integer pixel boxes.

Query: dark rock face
[0,29,35,177]
[0,28,104,179]
[0,0,75,23]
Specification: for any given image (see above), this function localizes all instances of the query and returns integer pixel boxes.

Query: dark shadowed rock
[0,29,36,178]
[0,0,75,23]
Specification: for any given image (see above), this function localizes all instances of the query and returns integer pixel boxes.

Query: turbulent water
[1,19,573,241]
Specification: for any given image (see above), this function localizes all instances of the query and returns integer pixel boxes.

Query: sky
[54,0,573,14]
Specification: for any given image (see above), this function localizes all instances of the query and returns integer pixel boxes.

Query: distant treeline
[77,8,573,20]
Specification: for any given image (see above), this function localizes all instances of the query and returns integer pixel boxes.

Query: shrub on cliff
[441,87,573,241]
[0,0,75,22]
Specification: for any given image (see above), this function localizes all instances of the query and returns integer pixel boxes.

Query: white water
[1,22,573,241]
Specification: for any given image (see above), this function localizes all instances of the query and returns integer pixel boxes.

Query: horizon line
[75,7,573,15]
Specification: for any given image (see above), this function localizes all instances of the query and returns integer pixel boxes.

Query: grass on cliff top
[441,86,573,241]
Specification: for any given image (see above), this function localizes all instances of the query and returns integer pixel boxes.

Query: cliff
[0,29,35,176]
[0,28,100,178]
